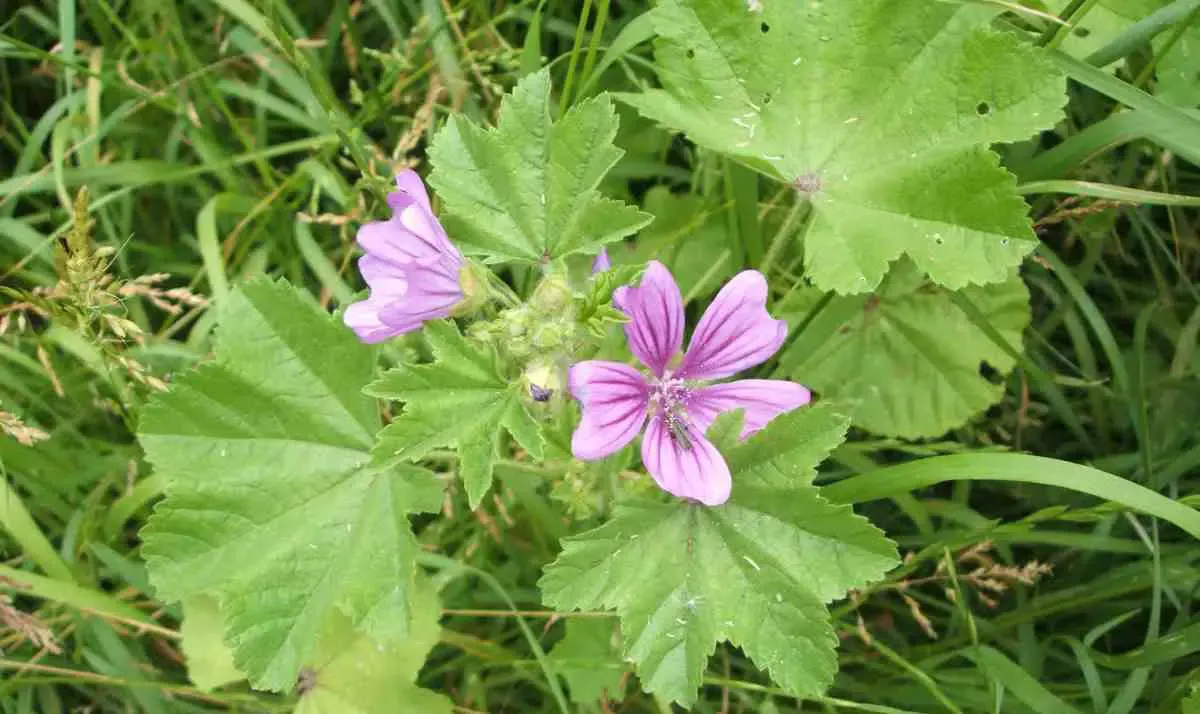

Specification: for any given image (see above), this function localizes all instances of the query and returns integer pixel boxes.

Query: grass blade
[0,478,74,583]
[965,646,1083,714]
[822,453,1200,541]
[1018,180,1200,206]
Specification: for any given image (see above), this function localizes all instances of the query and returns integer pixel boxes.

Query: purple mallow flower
[568,261,811,506]
[343,170,467,343]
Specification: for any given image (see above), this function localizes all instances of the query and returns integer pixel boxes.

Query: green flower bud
[530,273,573,312]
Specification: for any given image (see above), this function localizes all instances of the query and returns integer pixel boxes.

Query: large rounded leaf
[139,279,440,691]
[777,262,1029,438]
[621,0,1065,293]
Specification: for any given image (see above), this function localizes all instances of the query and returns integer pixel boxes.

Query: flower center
[649,376,694,450]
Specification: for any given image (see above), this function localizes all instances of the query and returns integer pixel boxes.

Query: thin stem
[1041,0,1102,49]
[577,0,612,99]
[558,0,595,114]
[755,290,833,377]
[442,608,615,618]
[483,269,522,308]
[1131,4,1200,89]
[420,553,573,714]
[681,249,734,304]
[0,660,280,710]
[760,196,810,278]
[870,639,965,714]
[721,161,746,267]
[703,677,932,714]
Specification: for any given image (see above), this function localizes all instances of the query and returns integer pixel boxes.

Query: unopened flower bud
[467,321,496,342]
[533,322,571,349]
[506,316,527,340]
[531,273,573,312]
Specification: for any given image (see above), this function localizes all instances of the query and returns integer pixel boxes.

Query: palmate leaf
[429,68,653,264]
[540,405,898,706]
[295,576,453,714]
[777,261,1030,438]
[367,320,543,509]
[622,0,1066,294]
[139,279,442,691]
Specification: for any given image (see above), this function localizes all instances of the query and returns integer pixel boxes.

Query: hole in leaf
[686,48,696,59]
[760,22,770,33]
[1074,27,1091,38]
[976,101,991,116]
[978,361,1003,385]
[762,94,772,105]
[296,668,318,696]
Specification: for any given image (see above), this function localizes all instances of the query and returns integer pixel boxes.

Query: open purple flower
[343,170,467,343]
[568,262,811,505]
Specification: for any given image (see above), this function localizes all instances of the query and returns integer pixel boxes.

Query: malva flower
[568,262,811,505]
[343,170,470,343]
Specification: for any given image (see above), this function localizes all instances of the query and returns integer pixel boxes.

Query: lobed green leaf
[295,576,453,714]
[622,0,1066,293]
[540,404,898,705]
[429,69,653,264]
[139,279,440,691]
[367,320,544,509]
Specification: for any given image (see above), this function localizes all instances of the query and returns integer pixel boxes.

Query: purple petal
[361,170,461,268]
[568,361,650,460]
[677,270,787,380]
[592,248,611,273]
[344,299,411,343]
[357,214,458,267]
[388,169,433,215]
[641,415,731,506]
[356,251,462,330]
[688,379,812,439]
[376,273,463,327]
[348,169,467,343]
[398,204,456,256]
[358,256,409,297]
[612,261,684,377]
